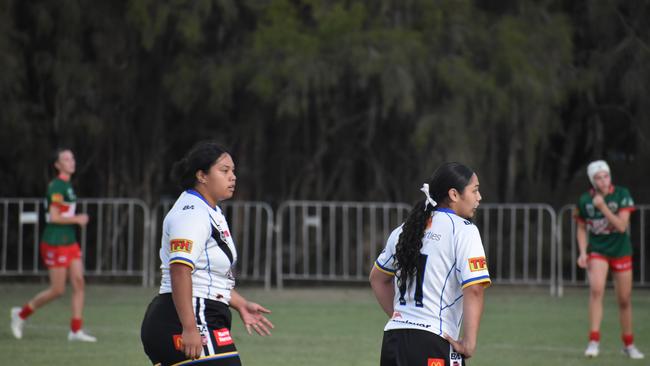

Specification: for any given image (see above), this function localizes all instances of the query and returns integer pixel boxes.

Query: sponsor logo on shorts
[214,328,233,346]
[428,358,445,366]
[173,334,183,350]
[468,256,487,272]
[170,239,193,253]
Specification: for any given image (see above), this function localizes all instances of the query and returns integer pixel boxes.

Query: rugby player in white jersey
[141,142,273,366]
[370,162,490,366]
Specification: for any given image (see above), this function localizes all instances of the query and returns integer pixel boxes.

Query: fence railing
[274,201,411,288]
[1,198,648,295]
[0,198,150,285]
[474,204,557,295]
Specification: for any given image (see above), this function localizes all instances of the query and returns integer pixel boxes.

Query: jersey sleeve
[456,224,491,289]
[373,226,402,276]
[574,194,588,224]
[47,181,66,209]
[166,211,210,270]
[619,188,636,213]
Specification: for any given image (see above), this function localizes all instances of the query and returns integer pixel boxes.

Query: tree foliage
[1,0,648,205]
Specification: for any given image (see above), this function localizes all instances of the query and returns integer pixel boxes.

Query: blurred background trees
[1,0,648,206]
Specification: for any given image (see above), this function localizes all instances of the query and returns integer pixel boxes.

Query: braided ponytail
[394,162,474,290]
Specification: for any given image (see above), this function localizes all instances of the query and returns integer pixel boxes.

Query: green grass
[1,284,648,365]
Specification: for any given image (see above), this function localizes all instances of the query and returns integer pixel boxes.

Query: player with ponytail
[371,162,490,365]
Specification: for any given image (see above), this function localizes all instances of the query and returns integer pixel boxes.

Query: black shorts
[380,329,465,366]
[141,293,241,366]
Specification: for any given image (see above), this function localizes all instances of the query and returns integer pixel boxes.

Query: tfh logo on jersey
[427,358,445,366]
[468,256,487,272]
[170,239,193,253]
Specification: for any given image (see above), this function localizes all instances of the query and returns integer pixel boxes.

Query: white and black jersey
[159,190,237,304]
[374,208,491,340]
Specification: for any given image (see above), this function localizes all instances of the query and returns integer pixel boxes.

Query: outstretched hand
[238,301,274,336]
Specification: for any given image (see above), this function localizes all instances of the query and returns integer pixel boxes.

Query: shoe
[10,307,24,339]
[622,345,645,359]
[68,329,97,342]
[584,341,599,357]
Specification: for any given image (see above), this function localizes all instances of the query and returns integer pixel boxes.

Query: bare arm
[576,220,588,268]
[170,263,202,359]
[369,266,395,317]
[49,204,88,226]
[445,284,485,358]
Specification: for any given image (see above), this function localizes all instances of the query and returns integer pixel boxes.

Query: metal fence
[474,204,557,295]
[149,200,274,289]
[2,197,648,295]
[558,204,650,295]
[0,198,150,285]
[273,202,558,293]
[275,201,411,288]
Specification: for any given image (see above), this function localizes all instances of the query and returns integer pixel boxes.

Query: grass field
[1,284,648,365]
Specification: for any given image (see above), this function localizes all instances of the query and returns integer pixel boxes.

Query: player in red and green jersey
[575,160,643,359]
[10,148,97,342]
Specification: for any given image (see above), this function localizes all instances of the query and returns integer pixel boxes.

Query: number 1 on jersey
[398,254,428,307]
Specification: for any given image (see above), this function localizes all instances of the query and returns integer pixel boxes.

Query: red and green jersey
[575,185,635,257]
[41,176,78,245]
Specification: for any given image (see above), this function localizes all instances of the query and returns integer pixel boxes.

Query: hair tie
[420,183,437,211]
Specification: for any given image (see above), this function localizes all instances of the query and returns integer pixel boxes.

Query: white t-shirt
[374,208,491,339]
[159,190,237,305]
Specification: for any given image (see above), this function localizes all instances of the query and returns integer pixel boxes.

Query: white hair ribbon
[420,183,437,210]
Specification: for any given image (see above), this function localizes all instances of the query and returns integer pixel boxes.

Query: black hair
[394,162,474,291]
[52,147,72,165]
[171,141,230,190]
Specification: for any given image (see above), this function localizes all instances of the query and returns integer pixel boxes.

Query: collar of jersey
[186,189,216,210]
[436,207,456,215]
[589,185,615,196]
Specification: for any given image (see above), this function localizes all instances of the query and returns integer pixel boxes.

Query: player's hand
[443,333,475,358]
[76,214,89,226]
[577,253,588,269]
[592,194,606,210]
[181,327,203,360]
[238,301,274,336]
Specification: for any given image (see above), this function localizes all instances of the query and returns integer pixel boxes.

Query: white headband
[420,183,437,211]
[587,160,610,186]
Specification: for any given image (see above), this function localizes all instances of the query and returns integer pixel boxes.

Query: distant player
[576,160,644,359]
[10,148,96,342]
[141,141,273,365]
[370,162,490,366]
